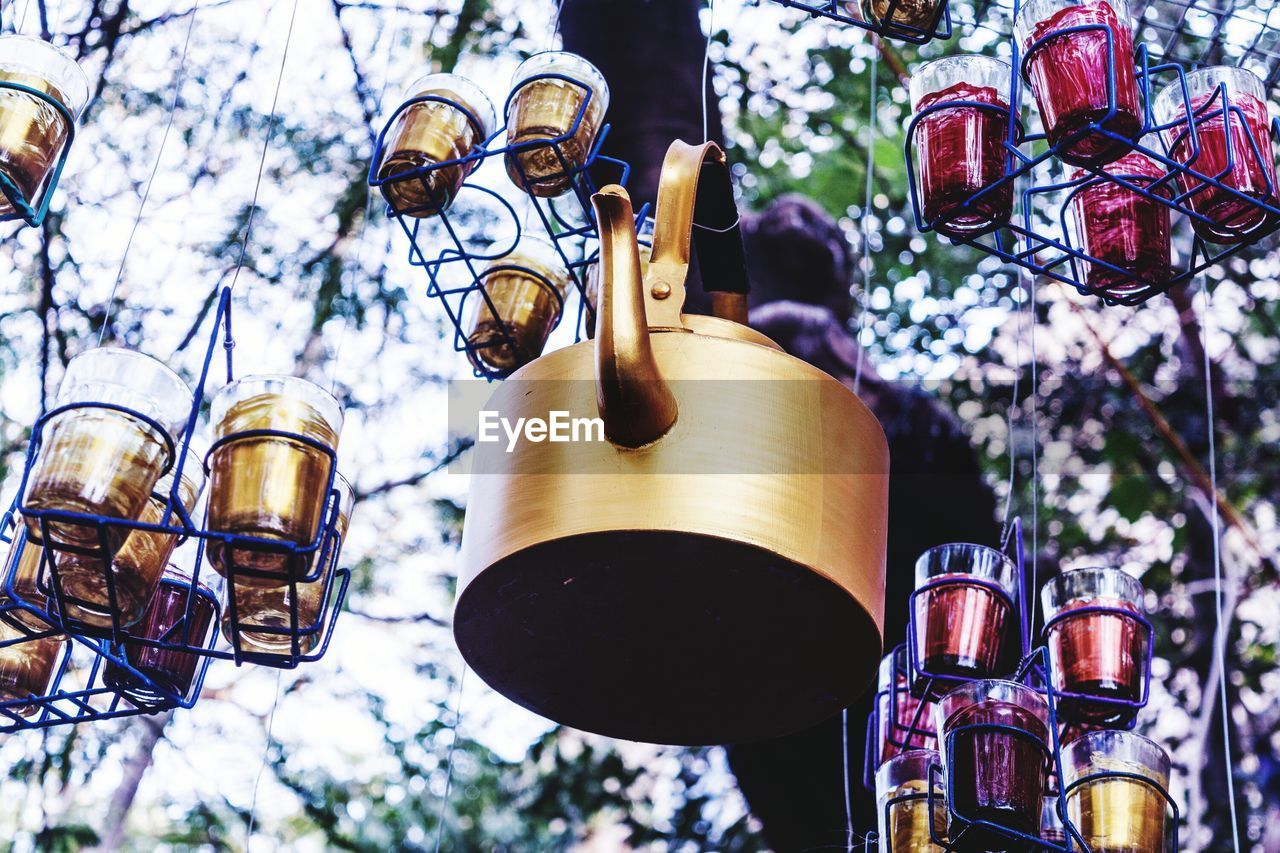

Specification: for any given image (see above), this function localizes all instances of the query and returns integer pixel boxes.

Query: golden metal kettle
[455,140,889,745]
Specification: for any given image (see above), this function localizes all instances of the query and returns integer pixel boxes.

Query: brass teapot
[456,140,889,745]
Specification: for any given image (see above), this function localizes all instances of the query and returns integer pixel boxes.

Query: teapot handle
[648,140,750,326]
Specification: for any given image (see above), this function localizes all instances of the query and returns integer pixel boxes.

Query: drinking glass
[1069,147,1172,299]
[1063,729,1169,852]
[1154,66,1279,243]
[377,73,495,218]
[912,543,1017,684]
[105,563,218,700]
[1043,567,1149,723]
[910,56,1015,237]
[24,349,193,553]
[207,376,343,584]
[54,435,207,630]
[936,679,1050,847]
[222,472,353,656]
[466,236,573,374]
[0,35,90,217]
[1015,0,1141,164]
[504,52,609,197]
[875,748,948,852]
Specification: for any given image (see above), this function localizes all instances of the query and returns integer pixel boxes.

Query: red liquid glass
[878,676,937,764]
[105,577,216,699]
[915,83,1013,237]
[915,576,1011,681]
[1048,597,1146,722]
[1023,0,1140,164]
[1169,91,1279,243]
[1071,151,1172,299]
[946,699,1049,845]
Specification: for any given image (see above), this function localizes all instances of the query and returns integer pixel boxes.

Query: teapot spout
[590,185,678,448]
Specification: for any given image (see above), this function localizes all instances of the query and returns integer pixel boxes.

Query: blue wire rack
[900,4,1280,305]
[0,287,352,733]
[0,79,77,228]
[770,0,955,45]
[368,72,644,380]
[866,520,1170,849]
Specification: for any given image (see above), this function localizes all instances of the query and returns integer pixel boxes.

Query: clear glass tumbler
[1015,0,1141,164]
[875,748,948,852]
[504,51,610,198]
[910,56,1015,238]
[222,471,353,656]
[1154,66,1279,244]
[0,35,90,216]
[1069,148,1173,300]
[935,679,1050,847]
[105,563,218,701]
[1043,567,1148,723]
[466,236,573,374]
[1062,729,1169,853]
[54,435,207,630]
[24,348,193,553]
[377,73,495,218]
[0,617,66,717]
[912,542,1017,684]
[207,376,343,584]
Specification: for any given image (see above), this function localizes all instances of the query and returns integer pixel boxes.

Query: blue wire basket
[0,287,352,733]
[901,2,1280,304]
[368,72,645,380]
[770,0,955,45]
[0,78,77,228]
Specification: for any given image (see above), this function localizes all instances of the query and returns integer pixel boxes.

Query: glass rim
[402,71,497,140]
[935,678,1049,734]
[875,747,943,799]
[483,234,574,295]
[914,541,1018,595]
[910,55,1012,110]
[1061,728,1170,788]
[57,348,194,434]
[159,562,219,600]
[510,50,610,111]
[1013,0,1133,43]
[211,374,345,439]
[1041,566,1145,621]
[1153,65,1266,123]
[0,34,91,117]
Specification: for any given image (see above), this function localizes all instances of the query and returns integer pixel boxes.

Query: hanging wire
[1027,268,1039,617]
[852,41,878,397]
[433,663,469,853]
[245,668,284,843]
[227,0,302,295]
[1198,279,1242,853]
[841,707,854,853]
[97,1,203,346]
[550,0,565,49]
[999,265,1029,542]
[329,2,405,392]
[702,0,716,142]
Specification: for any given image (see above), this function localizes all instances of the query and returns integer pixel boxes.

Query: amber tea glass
[222,472,353,655]
[1063,729,1169,852]
[504,51,609,197]
[0,35,89,217]
[105,563,218,700]
[876,748,948,852]
[1,525,55,632]
[207,376,343,584]
[861,0,946,36]
[466,236,573,374]
[377,73,495,218]
[24,349,193,553]
[1043,567,1148,722]
[912,542,1017,684]
[54,435,207,630]
[0,617,66,717]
